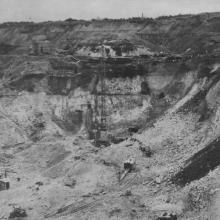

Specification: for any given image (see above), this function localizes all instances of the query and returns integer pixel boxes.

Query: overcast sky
[0,0,220,22]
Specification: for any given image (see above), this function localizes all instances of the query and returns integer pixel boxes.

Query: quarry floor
[0,93,220,220]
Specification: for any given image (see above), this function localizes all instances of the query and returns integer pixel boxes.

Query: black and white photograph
[0,0,220,219]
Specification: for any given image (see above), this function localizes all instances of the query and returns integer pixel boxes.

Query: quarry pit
[0,13,220,220]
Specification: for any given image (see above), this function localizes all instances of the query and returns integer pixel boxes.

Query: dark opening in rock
[158,92,165,99]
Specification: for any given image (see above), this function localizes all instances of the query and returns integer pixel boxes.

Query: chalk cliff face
[0,53,202,132]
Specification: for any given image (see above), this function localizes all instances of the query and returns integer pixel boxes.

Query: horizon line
[1,11,220,24]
